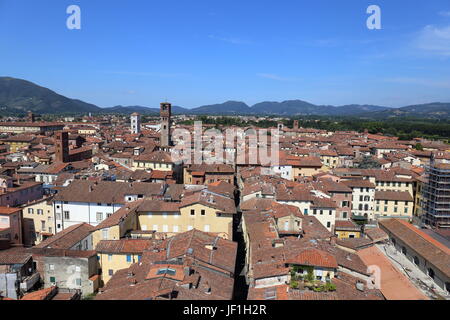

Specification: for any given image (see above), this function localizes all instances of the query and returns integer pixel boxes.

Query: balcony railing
[20,273,40,292]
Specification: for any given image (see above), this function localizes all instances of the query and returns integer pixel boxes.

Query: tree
[358,156,381,169]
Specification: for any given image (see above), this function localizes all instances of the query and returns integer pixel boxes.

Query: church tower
[55,131,70,163]
[130,112,141,134]
[160,102,171,147]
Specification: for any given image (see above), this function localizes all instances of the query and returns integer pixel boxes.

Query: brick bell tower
[160,102,172,148]
[55,131,70,163]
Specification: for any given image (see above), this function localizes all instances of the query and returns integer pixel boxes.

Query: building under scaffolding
[422,162,450,229]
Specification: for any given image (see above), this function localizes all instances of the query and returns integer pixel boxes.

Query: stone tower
[27,111,35,123]
[130,112,141,134]
[55,131,70,163]
[277,122,284,134]
[160,102,171,147]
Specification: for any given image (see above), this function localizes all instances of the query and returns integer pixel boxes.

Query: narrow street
[232,212,249,300]
[232,187,249,300]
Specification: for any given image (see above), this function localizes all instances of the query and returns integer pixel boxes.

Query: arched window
[391,238,396,246]
[364,196,370,201]
[401,246,407,255]
[359,204,363,210]
[413,256,420,266]
[364,204,369,211]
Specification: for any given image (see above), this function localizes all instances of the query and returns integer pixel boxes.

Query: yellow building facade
[374,179,414,196]
[293,165,328,179]
[138,203,234,240]
[21,197,54,245]
[97,250,142,284]
[92,204,139,248]
[374,198,414,219]
[320,155,339,169]
[4,141,31,153]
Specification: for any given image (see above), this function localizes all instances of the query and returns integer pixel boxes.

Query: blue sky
[1,0,450,109]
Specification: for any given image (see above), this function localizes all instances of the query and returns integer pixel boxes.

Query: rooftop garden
[289,265,336,293]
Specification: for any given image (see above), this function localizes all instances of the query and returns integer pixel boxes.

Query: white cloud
[439,11,450,17]
[415,24,450,56]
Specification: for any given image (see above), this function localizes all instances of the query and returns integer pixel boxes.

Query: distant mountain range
[105,105,188,115]
[190,100,390,116]
[1,76,450,119]
[0,77,101,114]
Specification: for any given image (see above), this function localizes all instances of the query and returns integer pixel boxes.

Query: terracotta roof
[312,180,352,193]
[379,219,450,277]
[137,200,180,213]
[1,135,36,143]
[247,285,289,300]
[311,196,337,209]
[31,248,96,258]
[0,247,31,265]
[334,220,361,231]
[336,238,373,250]
[275,184,314,202]
[372,142,408,150]
[342,179,375,188]
[35,223,94,249]
[51,292,79,300]
[240,198,275,211]
[96,239,154,254]
[95,230,237,300]
[289,156,323,168]
[301,216,334,240]
[150,170,173,180]
[267,202,303,219]
[180,191,236,215]
[286,248,338,269]
[375,191,413,202]
[134,151,173,163]
[145,264,185,281]
[332,273,384,300]
[365,227,389,242]
[242,181,276,197]
[94,201,142,230]
[187,164,235,174]
[207,181,235,199]
[54,180,165,204]
[0,207,22,215]
[20,287,58,300]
